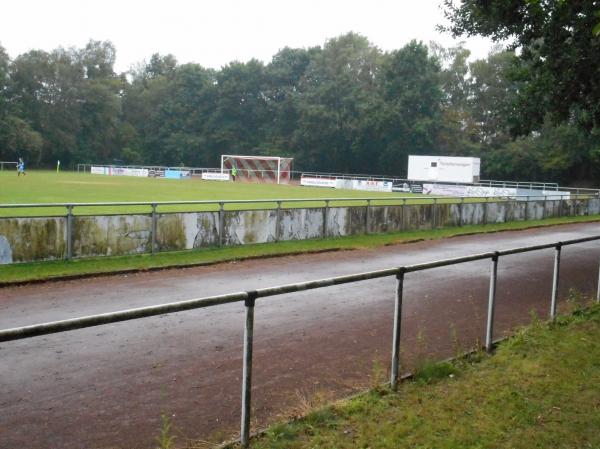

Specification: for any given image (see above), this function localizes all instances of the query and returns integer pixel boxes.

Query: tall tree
[442,0,600,131]
[0,43,43,163]
[207,59,269,160]
[292,33,382,172]
[378,40,443,174]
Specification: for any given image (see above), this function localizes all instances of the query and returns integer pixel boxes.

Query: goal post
[220,155,293,184]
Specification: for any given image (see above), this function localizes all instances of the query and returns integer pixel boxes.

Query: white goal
[220,155,293,184]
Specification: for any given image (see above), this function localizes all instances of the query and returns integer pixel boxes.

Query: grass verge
[239,303,600,449]
[1,214,599,285]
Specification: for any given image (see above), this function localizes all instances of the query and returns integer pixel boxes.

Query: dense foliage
[443,0,600,133]
[1,30,599,185]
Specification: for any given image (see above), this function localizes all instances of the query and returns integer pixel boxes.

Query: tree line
[1,28,599,185]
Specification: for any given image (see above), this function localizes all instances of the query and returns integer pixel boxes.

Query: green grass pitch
[0,170,425,216]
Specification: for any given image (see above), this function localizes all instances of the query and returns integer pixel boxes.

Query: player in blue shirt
[17,158,26,176]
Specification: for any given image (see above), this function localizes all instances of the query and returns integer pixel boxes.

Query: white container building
[407,155,481,184]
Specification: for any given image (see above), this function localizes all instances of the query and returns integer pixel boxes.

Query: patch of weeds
[156,414,176,449]
[413,327,429,369]
[413,360,458,385]
[503,327,529,353]
[304,408,337,430]
[292,388,328,418]
[337,392,379,417]
[565,287,588,313]
[460,347,486,367]
[449,322,465,359]
[369,359,387,391]
[260,422,298,448]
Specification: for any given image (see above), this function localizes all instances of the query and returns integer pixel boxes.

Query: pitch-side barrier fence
[2,193,598,261]
[1,235,599,446]
[0,192,600,260]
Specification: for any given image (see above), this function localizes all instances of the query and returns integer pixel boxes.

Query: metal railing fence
[1,193,599,262]
[1,192,597,213]
[1,235,599,446]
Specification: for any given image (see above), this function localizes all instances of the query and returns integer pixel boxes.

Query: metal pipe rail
[0,235,592,340]
[1,235,600,446]
[0,193,596,210]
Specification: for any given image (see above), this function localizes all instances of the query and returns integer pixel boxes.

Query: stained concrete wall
[157,212,219,251]
[370,206,403,233]
[326,207,367,237]
[1,198,599,264]
[224,210,278,245]
[74,215,151,257]
[0,217,66,263]
[280,208,324,241]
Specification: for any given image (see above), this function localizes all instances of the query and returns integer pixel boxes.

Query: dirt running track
[1,222,599,449]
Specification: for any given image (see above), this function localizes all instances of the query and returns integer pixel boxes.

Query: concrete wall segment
[0,198,598,264]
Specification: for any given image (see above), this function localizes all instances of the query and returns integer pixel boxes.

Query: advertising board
[165,169,191,179]
[91,166,106,175]
[300,176,337,188]
[148,169,165,178]
[352,180,393,192]
[105,167,149,177]
[423,184,516,197]
[408,155,480,184]
[202,172,230,181]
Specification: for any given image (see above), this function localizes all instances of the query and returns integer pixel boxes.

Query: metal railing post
[459,197,464,227]
[432,198,437,230]
[542,195,547,220]
[66,205,74,260]
[275,201,282,242]
[240,292,257,448]
[483,197,489,225]
[401,198,406,231]
[322,200,329,238]
[151,204,157,255]
[550,242,562,319]
[485,252,499,352]
[390,268,405,391]
[558,195,562,218]
[365,199,371,234]
[219,202,225,247]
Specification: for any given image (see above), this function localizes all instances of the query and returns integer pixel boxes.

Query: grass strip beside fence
[243,304,600,449]
[1,215,599,285]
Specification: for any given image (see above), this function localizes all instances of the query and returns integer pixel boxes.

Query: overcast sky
[1,0,495,73]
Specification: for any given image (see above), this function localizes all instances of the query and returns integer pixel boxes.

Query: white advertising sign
[423,184,516,198]
[91,166,149,177]
[408,155,480,184]
[128,168,149,177]
[334,179,354,190]
[352,180,393,193]
[300,176,337,188]
[91,166,106,175]
[202,172,230,181]
[108,167,149,177]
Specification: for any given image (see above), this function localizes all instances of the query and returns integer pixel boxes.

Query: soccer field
[0,170,426,216]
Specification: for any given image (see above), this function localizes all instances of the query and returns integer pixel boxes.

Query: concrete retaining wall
[1,198,599,264]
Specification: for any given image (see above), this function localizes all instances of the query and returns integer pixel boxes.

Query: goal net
[220,155,293,184]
